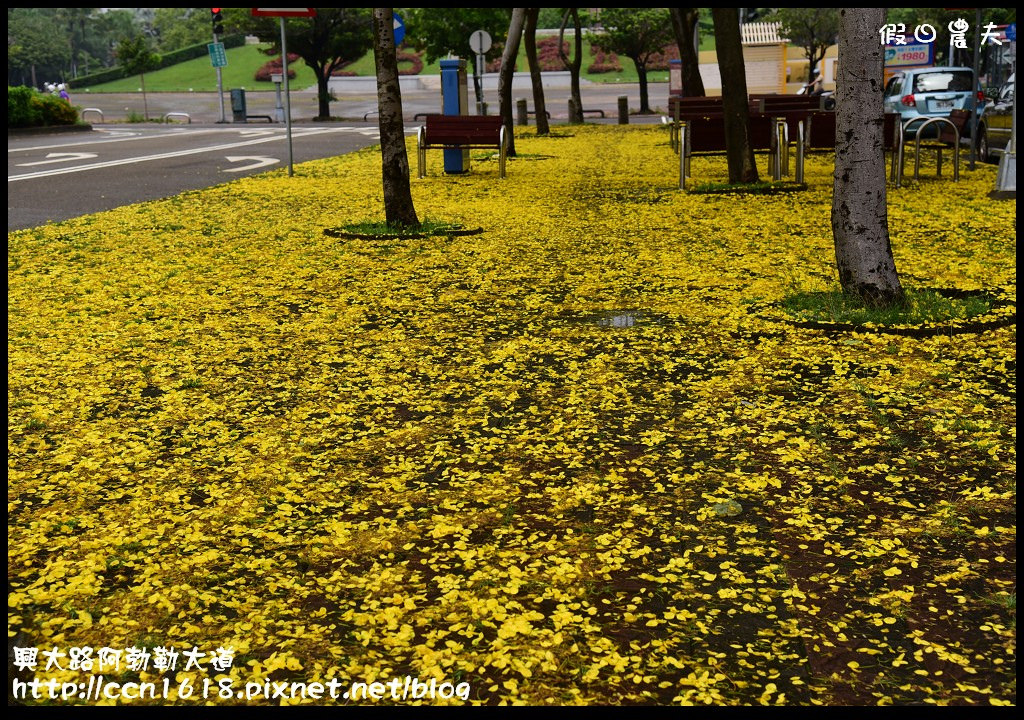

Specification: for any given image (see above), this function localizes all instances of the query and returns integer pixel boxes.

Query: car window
[914,71,974,93]
[999,81,1014,102]
[884,76,902,96]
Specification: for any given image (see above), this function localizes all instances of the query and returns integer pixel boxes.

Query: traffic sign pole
[251,9,317,176]
[469,30,492,116]
[280,17,294,176]
[214,33,226,123]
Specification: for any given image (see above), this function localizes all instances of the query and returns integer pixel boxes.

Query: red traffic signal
[211,8,224,35]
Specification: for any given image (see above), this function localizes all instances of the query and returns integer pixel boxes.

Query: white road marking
[16,152,99,167]
[8,127,375,182]
[224,155,279,172]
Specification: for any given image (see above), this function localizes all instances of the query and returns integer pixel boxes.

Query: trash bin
[230,88,247,123]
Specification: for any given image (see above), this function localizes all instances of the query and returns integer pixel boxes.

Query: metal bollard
[618,96,629,124]
[516,98,528,126]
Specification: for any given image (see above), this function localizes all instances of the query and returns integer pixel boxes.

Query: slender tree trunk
[670,8,705,97]
[635,60,650,113]
[712,8,758,183]
[499,8,527,156]
[372,7,418,228]
[832,8,904,308]
[524,8,549,135]
[559,8,584,124]
[316,69,332,119]
[140,73,148,121]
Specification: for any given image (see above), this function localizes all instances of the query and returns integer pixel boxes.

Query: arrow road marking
[16,152,99,167]
[224,156,279,172]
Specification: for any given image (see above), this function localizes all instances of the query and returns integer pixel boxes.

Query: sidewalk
[72,77,670,125]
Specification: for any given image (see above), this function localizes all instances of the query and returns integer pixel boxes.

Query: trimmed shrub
[254,54,299,82]
[8,86,80,128]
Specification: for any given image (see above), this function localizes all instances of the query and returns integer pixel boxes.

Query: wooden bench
[676,114,788,188]
[793,112,903,184]
[416,114,508,179]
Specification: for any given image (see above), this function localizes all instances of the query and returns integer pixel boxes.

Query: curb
[8,124,94,137]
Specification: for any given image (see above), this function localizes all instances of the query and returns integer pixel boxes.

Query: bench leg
[499,127,507,179]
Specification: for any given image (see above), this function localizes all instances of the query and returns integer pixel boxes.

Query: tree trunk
[372,8,418,228]
[524,8,549,135]
[635,60,650,113]
[712,8,758,183]
[140,73,149,121]
[559,8,584,124]
[670,8,705,97]
[316,69,332,119]
[499,8,527,156]
[832,8,904,308]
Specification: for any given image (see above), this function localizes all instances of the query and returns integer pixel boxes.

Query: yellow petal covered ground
[8,124,1015,706]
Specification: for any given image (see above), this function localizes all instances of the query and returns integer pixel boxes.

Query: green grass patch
[324,217,481,240]
[689,180,808,195]
[781,287,994,326]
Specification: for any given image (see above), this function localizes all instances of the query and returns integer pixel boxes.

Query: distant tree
[499,8,528,156]
[832,8,905,309]
[150,8,212,53]
[116,35,160,120]
[712,8,758,183]
[768,8,839,84]
[558,8,585,124]
[669,8,705,97]
[588,8,673,114]
[372,7,418,228]
[245,8,373,120]
[7,9,71,88]
[403,8,513,106]
[524,8,549,135]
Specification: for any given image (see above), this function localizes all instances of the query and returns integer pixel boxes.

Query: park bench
[793,112,903,184]
[416,114,508,179]
[676,113,788,189]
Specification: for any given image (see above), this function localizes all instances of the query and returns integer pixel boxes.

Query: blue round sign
[393,12,406,47]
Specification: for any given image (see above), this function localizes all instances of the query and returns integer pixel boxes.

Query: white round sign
[469,30,492,55]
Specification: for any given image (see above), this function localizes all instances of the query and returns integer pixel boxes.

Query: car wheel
[976,127,990,163]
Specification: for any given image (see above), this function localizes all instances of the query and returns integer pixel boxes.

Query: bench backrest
[423,114,503,146]
[804,112,901,150]
[938,108,971,144]
[684,114,779,152]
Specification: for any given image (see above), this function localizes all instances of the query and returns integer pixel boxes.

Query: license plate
[934,99,954,109]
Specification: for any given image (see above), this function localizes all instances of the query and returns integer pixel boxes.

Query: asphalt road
[9,81,665,231]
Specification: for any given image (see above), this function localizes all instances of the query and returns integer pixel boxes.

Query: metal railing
[81,108,104,123]
[162,112,191,124]
[894,116,960,188]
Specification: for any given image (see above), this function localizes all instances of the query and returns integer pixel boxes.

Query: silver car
[883,66,985,142]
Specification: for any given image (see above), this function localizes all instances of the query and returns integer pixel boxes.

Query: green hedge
[8,85,80,128]
[68,34,246,90]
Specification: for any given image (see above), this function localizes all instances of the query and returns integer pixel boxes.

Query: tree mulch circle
[324,224,483,241]
[748,287,1016,338]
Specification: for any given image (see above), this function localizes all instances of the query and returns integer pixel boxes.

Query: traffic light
[211,8,224,36]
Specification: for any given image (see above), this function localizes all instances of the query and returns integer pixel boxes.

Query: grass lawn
[7,125,1016,706]
[79,39,674,94]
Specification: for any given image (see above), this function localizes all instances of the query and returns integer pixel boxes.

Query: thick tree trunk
[559,8,584,124]
[670,8,705,97]
[316,70,331,119]
[499,8,527,156]
[832,8,904,308]
[712,8,758,183]
[635,61,650,113]
[372,8,418,228]
[524,8,549,135]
